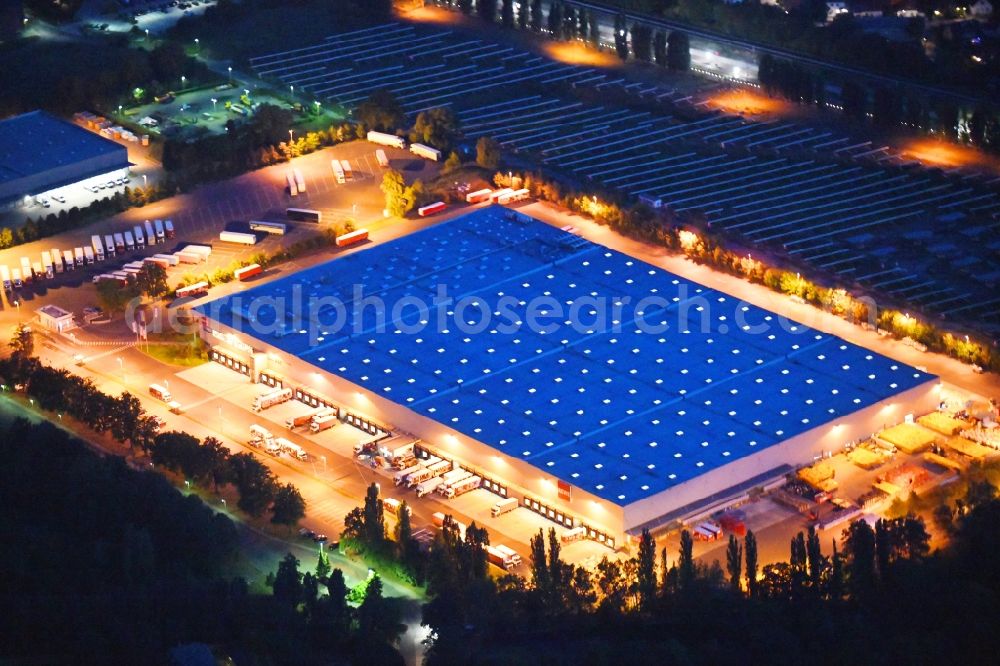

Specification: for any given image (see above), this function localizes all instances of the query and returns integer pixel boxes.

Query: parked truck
[11,268,22,288]
[63,250,75,270]
[384,497,409,517]
[367,130,406,149]
[393,463,422,486]
[285,412,316,430]
[275,438,308,460]
[286,171,298,196]
[491,497,519,517]
[375,149,389,168]
[20,257,32,282]
[416,476,444,498]
[153,253,179,266]
[104,234,116,258]
[437,468,469,488]
[407,459,451,488]
[154,219,165,242]
[113,233,126,253]
[83,247,95,265]
[133,224,145,247]
[51,248,64,273]
[331,159,345,184]
[91,235,105,262]
[164,219,175,239]
[432,512,466,541]
[340,160,353,181]
[443,475,481,499]
[123,230,135,251]
[249,424,274,449]
[0,265,11,291]
[41,253,54,279]
[294,168,306,193]
[485,544,522,570]
[252,387,292,412]
[310,413,338,433]
[144,220,156,244]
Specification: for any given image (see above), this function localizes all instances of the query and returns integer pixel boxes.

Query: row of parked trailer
[248,424,308,460]
[0,220,179,292]
[392,455,484,500]
[95,243,212,289]
[366,131,442,162]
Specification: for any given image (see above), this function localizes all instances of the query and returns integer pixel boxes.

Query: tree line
[0,417,406,663]
[323,474,1000,663]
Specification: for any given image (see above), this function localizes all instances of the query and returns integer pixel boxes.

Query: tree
[326,567,352,640]
[530,0,543,31]
[271,483,306,527]
[409,107,460,152]
[315,549,331,581]
[476,136,501,169]
[395,500,414,564]
[631,24,652,62]
[726,534,743,593]
[96,275,134,312]
[355,89,405,133]
[381,169,420,218]
[272,552,302,609]
[548,1,563,38]
[501,0,514,27]
[636,529,657,610]
[228,452,279,516]
[357,574,402,645]
[842,519,877,601]
[442,151,462,174]
[477,0,496,23]
[614,13,629,60]
[529,529,550,597]
[136,262,168,299]
[677,529,694,592]
[745,530,759,597]
[653,31,667,67]
[667,31,690,71]
[362,482,385,547]
[9,322,33,358]
[806,526,823,589]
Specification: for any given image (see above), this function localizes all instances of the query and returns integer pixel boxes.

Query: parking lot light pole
[228,66,232,84]
[211,97,217,112]
[289,129,294,144]
[194,38,199,52]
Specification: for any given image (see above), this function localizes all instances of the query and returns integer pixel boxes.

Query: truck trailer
[443,475,481,499]
[104,235,116,258]
[220,231,257,245]
[91,235,105,262]
[51,248,64,273]
[415,476,444,498]
[252,387,292,412]
[133,225,145,247]
[410,142,441,161]
[310,414,338,433]
[144,220,156,244]
[123,230,135,251]
[366,130,406,149]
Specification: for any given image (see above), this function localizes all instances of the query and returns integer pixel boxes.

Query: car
[40,198,50,208]
[151,415,167,428]
[52,194,66,204]
[298,527,315,539]
[312,533,328,543]
[106,181,116,189]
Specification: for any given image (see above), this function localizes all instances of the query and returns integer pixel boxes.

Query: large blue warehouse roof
[200,208,934,506]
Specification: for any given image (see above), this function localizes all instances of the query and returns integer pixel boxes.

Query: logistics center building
[0,111,130,209]
[197,208,938,546]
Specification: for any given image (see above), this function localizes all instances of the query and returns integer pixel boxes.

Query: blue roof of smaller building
[0,111,126,186]
[200,208,934,506]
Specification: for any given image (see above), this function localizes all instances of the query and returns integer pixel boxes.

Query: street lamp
[211,97,217,112]
[142,174,147,187]
[288,129,294,143]
[289,84,294,95]
[228,66,232,83]
[145,28,149,39]
[180,75,186,88]
[118,104,123,115]
[194,37,200,52]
